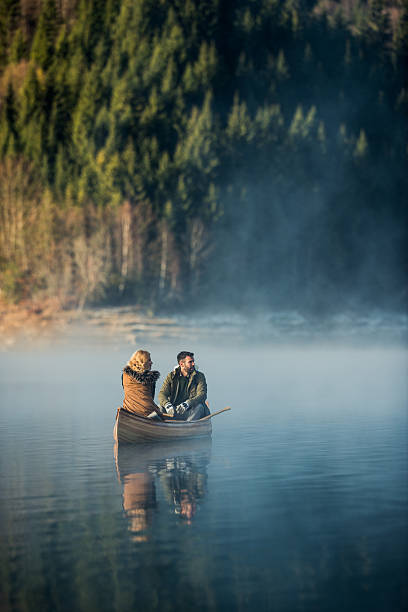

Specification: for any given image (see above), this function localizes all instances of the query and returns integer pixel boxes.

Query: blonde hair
[127,350,152,373]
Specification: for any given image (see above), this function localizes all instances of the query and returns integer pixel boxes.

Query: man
[158,351,209,421]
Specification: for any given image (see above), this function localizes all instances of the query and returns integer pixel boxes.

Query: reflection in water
[122,471,156,542]
[114,439,211,540]
[158,454,208,524]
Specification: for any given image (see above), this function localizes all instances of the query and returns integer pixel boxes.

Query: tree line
[0,0,407,312]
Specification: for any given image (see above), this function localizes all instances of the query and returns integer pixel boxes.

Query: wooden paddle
[160,405,231,422]
[197,406,231,422]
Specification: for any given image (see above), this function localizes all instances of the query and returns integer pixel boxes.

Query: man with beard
[158,351,209,421]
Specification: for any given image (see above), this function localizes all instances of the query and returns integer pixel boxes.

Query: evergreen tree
[367,0,392,51]
[394,0,408,83]
[0,82,19,155]
[0,0,21,65]
[0,0,405,309]
[9,27,27,64]
[18,65,46,163]
[30,0,59,69]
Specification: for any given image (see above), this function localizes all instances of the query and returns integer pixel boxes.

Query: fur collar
[123,366,160,384]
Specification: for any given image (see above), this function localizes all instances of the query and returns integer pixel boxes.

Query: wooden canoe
[113,407,212,443]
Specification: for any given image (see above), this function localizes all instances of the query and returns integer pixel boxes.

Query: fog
[200,148,407,315]
[1,314,406,446]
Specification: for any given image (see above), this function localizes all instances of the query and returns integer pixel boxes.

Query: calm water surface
[0,330,407,611]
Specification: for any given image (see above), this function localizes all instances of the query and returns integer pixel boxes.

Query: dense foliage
[0,0,406,312]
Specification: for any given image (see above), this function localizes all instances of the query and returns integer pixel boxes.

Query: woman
[122,350,162,419]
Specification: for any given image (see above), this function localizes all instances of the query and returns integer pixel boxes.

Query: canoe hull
[114,408,212,443]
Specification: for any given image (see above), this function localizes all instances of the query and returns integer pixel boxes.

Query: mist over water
[0,313,407,611]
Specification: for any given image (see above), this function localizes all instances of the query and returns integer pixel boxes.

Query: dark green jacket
[158,367,207,409]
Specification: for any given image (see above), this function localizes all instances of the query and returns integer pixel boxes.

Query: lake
[0,314,407,611]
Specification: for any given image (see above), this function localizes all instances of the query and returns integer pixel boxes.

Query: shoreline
[0,298,72,348]
[1,299,407,350]
[0,300,218,349]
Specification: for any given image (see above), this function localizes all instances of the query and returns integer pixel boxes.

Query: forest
[0,0,406,313]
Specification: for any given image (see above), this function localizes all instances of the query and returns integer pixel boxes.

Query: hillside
[0,0,407,312]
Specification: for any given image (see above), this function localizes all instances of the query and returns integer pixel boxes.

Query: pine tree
[0,82,19,155]
[18,65,46,162]
[367,0,392,51]
[0,0,21,65]
[30,0,59,69]
[354,128,368,158]
[9,27,27,63]
[394,0,408,81]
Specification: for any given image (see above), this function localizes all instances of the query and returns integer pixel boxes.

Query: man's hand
[164,402,175,416]
[176,401,190,415]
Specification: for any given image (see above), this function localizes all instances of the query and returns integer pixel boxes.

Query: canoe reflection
[114,439,211,539]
